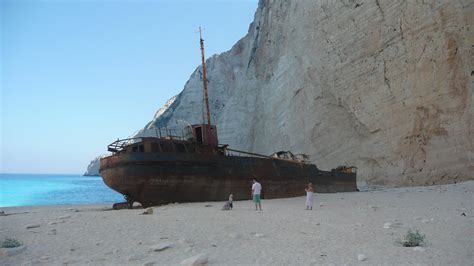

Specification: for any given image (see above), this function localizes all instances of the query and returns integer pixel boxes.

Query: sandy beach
[1,181,473,265]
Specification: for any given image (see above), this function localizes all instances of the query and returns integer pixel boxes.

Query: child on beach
[228,193,233,210]
[305,182,314,210]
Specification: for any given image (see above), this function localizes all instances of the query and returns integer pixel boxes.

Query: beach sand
[1,181,473,265]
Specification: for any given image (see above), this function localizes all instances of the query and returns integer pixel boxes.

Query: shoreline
[1,181,473,265]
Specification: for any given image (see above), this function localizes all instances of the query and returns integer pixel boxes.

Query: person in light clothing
[228,193,233,210]
[251,179,262,212]
[305,182,314,210]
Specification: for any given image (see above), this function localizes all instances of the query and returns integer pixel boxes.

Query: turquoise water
[0,173,123,207]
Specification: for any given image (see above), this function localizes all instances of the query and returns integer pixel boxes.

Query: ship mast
[198,27,213,142]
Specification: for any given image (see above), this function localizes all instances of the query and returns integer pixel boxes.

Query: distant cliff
[83,156,102,176]
[88,0,473,187]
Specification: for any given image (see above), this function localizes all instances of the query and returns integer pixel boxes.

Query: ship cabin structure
[107,124,220,156]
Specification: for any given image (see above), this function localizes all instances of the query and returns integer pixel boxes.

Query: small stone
[150,242,174,252]
[421,219,429,223]
[128,254,141,261]
[39,255,50,261]
[229,233,241,239]
[47,229,57,235]
[383,222,392,229]
[143,261,155,266]
[57,215,71,220]
[413,247,425,252]
[355,223,362,227]
[254,233,264,237]
[180,253,208,266]
[204,204,213,207]
[143,207,154,215]
[319,203,324,207]
[48,221,57,225]
[357,254,367,261]
[316,223,320,226]
[26,224,40,229]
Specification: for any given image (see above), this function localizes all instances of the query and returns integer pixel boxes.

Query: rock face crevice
[88,0,473,187]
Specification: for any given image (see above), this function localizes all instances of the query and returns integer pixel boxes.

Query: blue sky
[1,0,258,174]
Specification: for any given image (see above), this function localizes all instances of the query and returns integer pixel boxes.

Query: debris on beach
[383,222,392,229]
[357,254,367,261]
[150,242,174,252]
[143,207,154,215]
[180,253,208,266]
[26,224,40,229]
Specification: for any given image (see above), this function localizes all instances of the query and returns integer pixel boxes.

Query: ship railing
[220,146,310,164]
[108,127,194,153]
[134,127,194,141]
[108,138,142,153]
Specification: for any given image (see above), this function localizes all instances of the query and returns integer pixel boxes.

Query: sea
[0,173,123,207]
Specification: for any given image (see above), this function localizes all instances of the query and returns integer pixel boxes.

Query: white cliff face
[84,155,107,176]
[89,0,473,186]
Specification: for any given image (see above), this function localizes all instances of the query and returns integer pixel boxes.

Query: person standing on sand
[252,179,262,212]
[305,182,314,210]
[229,193,234,210]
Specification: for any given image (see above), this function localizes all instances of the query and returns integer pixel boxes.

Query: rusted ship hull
[100,152,356,207]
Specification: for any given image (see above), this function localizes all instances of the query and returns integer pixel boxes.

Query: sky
[1,0,258,174]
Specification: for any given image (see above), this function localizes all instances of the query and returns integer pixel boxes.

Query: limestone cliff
[90,0,473,186]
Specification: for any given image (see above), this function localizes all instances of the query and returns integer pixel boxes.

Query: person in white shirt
[251,179,262,211]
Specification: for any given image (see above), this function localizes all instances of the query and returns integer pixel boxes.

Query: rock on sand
[180,253,208,266]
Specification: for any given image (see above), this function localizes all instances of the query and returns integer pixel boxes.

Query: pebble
[128,254,142,261]
[383,222,392,229]
[57,215,71,220]
[357,254,367,261]
[39,255,50,261]
[48,221,57,225]
[26,224,40,229]
[180,253,208,266]
[413,247,425,252]
[143,261,155,266]
[421,219,429,223]
[319,203,324,207]
[254,233,265,237]
[150,242,174,252]
[47,229,57,235]
[229,233,241,239]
